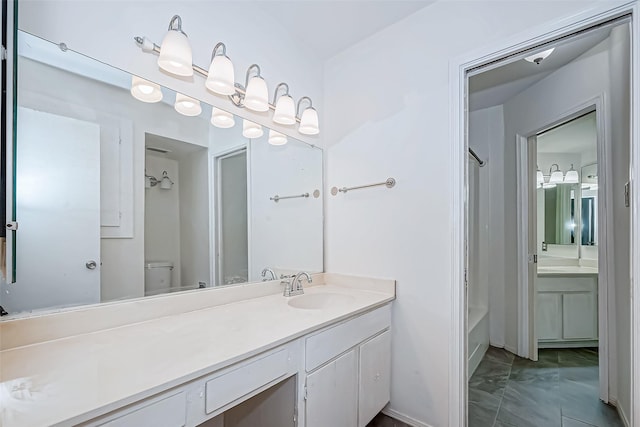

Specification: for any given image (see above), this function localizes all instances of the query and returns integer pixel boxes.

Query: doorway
[462,15,631,427]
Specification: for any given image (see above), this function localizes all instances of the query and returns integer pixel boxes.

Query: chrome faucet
[283,271,312,297]
[261,268,278,281]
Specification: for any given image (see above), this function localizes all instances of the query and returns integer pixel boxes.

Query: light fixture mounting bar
[134,36,303,124]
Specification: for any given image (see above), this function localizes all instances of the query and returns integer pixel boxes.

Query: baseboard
[468,342,489,378]
[382,408,435,427]
[608,397,630,427]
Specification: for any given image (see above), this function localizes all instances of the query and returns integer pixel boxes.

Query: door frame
[449,2,640,426]
[515,97,611,403]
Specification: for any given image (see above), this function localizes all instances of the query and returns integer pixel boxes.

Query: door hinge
[1,45,7,61]
[6,221,18,231]
[625,181,631,208]
[303,386,308,400]
[528,254,538,264]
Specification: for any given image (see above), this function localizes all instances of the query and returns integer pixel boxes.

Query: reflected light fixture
[297,97,319,135]
[175,93,202,116]
[243,64,269,112]
[524,47,555,65]
[268,129,287,146]
[549,164,564,184]
[272,83,296,125]
[536,166,544,188]
[159,171,174,189]
[564,164,579,184]
[542,182,557,189]
[205,42,235,96]
[243,119,264,139]
[211,107,235,128]
[158,15,193,77]
[131,76,163,103]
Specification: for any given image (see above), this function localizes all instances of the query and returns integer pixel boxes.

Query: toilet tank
[144,261,173,295]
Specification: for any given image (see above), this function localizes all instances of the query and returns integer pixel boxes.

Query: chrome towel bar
[331,178,396,195]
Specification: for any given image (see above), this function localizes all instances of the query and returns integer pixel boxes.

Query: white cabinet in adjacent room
[305,350,358,427]
[563,292,597,339]
[537,293,563,340]
[358,331,391,427]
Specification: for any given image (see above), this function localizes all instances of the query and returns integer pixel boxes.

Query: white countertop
[0,277,395,427]
[537,266,599,276]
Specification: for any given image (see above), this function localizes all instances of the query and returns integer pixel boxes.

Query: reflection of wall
[249,139,323,282]
[145,155,181,288]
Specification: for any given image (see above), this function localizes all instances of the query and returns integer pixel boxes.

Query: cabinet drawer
[205,348,289,415]
[305,304,391,371]
[100,392,186,427]
[359,331,391,427]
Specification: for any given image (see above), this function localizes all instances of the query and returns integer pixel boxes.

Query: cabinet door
[563,292,597,340]
[537,293,562,341]
[359,331,391,427]
[305,350,357,427]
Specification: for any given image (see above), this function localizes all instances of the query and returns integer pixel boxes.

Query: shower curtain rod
[468,148,486,167]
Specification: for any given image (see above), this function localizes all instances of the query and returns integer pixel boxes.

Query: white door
[359,331,391,427]
[305,349,358,427]
[527,136,539,360]
[9,107,101,312]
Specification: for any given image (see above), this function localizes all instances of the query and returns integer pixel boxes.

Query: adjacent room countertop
[537,265,599,276]
[0,274,395,427]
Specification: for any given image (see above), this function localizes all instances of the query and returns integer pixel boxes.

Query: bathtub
[468,306,489,378]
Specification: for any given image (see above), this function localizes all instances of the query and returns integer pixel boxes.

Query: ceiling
[252,1,434,60]
[469,26,612,111]
[537,111,597,155]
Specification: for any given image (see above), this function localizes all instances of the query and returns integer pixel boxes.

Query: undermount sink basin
[288,292,356,310]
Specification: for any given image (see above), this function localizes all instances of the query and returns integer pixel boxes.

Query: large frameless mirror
[0,31,323,316]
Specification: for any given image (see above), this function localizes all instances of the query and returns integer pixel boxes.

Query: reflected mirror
[536,111,597,258]
[0,31,323,316]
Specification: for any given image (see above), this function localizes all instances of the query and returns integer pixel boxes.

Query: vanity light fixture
[243,64,269,112]
[564,164,579,184]
[524,47,555,65]
[549,164,564,184]
[131,76,163,103]
[135,15,321,135]
[211,107,235,128]
[268,129,287,146]
[205,42,236,96]
[159,171,174,189]
[157,15,193,77]
[272,83,296,125]
[145,170,174,189]
[297,97,319,135]
[243,119,264,139]
[175,93,202,116]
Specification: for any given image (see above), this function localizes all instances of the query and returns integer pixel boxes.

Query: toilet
[144,261,174,295]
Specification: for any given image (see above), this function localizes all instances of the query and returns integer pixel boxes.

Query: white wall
[145,155,181,290]
[322,2,624,426]
[179,149,210,288]
[18,1,323,147]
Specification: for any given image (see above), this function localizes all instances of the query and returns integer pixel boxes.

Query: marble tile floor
[367,412,412,427]
[469,346,624,427]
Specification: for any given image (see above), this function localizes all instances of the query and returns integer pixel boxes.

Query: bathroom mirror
[542,185,577,245]
[580,163,598,246]
[0,31,323,316]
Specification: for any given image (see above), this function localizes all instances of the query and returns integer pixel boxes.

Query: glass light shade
[244,76,269,112]
[542,183,557,189]
[131,76,162,103]
[211,108,235,128]
[536,170,544,186]
[549,170,564,184]
[158,30,193,77]
[242,120,264,139]
[564,169,579,184]
[174,93,202,116]
[205,55,236,95]
[273,95,296,125]
[145,176,152,189]
[298,107,319,135]
[160,176,173,189]
[524,48,555,64]
[268,129,287,146]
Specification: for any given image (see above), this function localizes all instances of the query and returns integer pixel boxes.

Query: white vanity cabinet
[303,305,392,427]
[537,273,598,346]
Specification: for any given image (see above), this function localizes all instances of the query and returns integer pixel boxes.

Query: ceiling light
[158,15,193,77]
[272,83,296,125]
[205,42,236,96]
[297,97,319,135]
[564,164,579,184]
[549,164,564,184]
[524,47,555,65]
[131,76,163,103]
[211,108,235,128]
[242,119,264,139]
[174,93,202,116]
[268,129,287,146]
[244,64,269,112]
